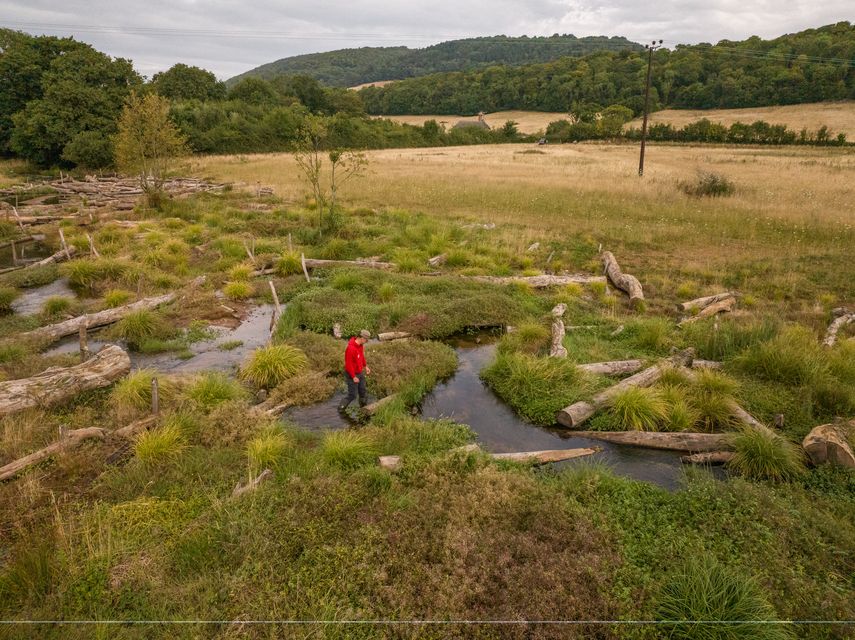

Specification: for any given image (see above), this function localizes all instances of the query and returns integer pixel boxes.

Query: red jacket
[344,337,366,378]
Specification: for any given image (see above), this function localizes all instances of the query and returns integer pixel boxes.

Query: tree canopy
[151,63,226,101]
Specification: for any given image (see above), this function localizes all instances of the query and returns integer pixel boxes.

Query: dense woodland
[0,23,853,169]
[227,35,642,88]
[359,22,855,114]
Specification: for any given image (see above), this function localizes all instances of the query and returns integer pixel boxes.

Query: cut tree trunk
[572,430,733,452]
[0,427,107,481]
[681,451,735,465]
[823,313,854,347]
[428,254,447,267]
[577,359,644,376]
[678,292,736,312]
[550,303,567,358]
[467,274,606,288]
[692,360,723,370]
[555,349,694,428]
[601,251,644,308]
[678,297,736,326]
[19,276,204,345]
[802,421,855,468]
[0,345,130,418]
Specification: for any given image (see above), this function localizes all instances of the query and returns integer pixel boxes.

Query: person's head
[356,329,371,344]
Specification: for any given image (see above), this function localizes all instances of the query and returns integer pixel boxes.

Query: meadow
[0,140,853,639]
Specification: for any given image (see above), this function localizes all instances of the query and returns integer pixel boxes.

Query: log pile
[0,345,130,418]
[678,292,737,326]
[0,176,229,224]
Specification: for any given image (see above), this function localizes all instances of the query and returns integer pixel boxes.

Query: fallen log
[0,345,130,418]
[232,469,274,497]
[555,349,694,429]
[572,430,733,452]
[427,253,447,267]
[678,292,736,312]
[691,360,723,370]
[680,367,768,433]
[681,451,735,465]
[823,313,854,347]
[378,331,411,342]
[550,303,568,358]
[113,415,157,439]
[577,359,644,376]
[601,251,644,308]
[19,275,204,345]
[467,274,606,288]
[30,245,77,268]
[363,394,398,416]
[678,297,736,326]
[0,427,107,481]
[305,258,394,270]
[0,234,44,250]
[378,446,598,471]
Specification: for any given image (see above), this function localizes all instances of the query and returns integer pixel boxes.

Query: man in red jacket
[339,329,371,411]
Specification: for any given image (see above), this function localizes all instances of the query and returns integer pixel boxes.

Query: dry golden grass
[379,110,569,134]
[192,142,855,305]
[349,80,397,90]
[627,101,855,138]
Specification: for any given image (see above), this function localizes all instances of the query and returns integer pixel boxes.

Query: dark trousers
[340,372,367,408]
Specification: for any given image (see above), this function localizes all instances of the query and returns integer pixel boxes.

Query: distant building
[452,112,491,131]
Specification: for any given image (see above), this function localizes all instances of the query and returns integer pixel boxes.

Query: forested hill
[358,22,855,115]
[227,35,642,87]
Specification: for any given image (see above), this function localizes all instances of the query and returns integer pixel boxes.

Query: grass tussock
[111,370,177,421]
[481,352,594,425]
[133,422,188,464]
[109,310,174,350]
[222,280,254,301]
[657,555,792,640]
[366,340,457,397]
[321,430,379,470]
[265,371,338,409]
[240,344,308,389]
[247,426,292,473]
[186,372,247,410]
[39,296,73,319]
[102,289,134,308]
[608,387,669,431]
[728,427,806,482]
[0,287,18,314]
[498,322,550,355]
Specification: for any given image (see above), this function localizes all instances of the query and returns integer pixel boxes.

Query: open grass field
[193,142,855,307]
[380,102,855,138]
[378,110,569,133]
[1,141,854,637]
[626,101,855,138]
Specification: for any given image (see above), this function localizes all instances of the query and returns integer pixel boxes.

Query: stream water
[11,278,75,315]
[0,241,53,269]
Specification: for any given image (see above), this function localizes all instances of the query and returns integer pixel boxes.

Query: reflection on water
[11,278,75,315]
[421,341,689,490]
[0,241,53,269]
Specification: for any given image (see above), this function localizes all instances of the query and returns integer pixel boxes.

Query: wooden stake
[58,228,71,261]
[267,280,282,338]
[300,253,311,283]
[10,240,16,267]
[151,377,160,415]
[11,205,25,232]
[287,233,293,253]
[86,233,100,258]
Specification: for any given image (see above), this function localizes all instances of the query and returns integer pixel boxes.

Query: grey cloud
[1,0,852,79]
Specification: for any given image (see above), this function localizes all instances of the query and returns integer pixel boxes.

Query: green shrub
[0,287,19,313]
[240,344,308,389]
[133,423,187,463]
[728,427,806,482]
[186,372,247,410]
[223,281,254,301]
[680,171,736,197]
[321,430,378,470]
[608,387,669,431]
[62,258,128,294]
[657,555,792,640]
[40,296,73,319]
[102,289,134,308]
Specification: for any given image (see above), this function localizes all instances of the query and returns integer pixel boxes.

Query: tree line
[358,22,855,115]
[227,35,642,88]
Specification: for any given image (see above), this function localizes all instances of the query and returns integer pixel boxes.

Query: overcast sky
[2,1,852,80]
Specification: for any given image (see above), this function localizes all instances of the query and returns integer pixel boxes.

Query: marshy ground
[0,141,853,639]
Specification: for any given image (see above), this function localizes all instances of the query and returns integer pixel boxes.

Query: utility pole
[638,39,663,177]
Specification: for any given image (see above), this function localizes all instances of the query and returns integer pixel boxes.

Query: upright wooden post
[300,253,311,283]
[11,205,25,232]
[86,233,100,258]
[151,377,160,415]
[268,280,282,338]
[9,240,16,267]
[78,318,89,361]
